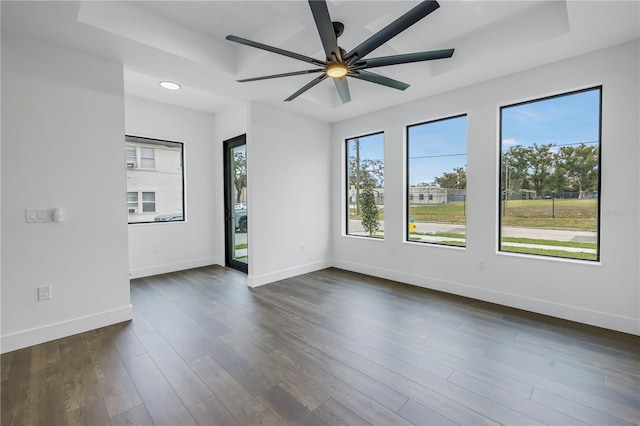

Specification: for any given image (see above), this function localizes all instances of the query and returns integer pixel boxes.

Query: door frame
[223,134,248,273]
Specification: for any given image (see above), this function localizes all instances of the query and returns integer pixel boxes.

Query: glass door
[223,135,248,273]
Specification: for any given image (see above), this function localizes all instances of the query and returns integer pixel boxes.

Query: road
[348,220,597,253]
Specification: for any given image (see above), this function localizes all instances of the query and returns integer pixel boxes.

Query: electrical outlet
[38,285,52,301]
[477,260,485,271]
[300,244,306,254]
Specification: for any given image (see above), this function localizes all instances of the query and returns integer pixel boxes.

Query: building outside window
[126,135,184,224]
[499,87,601,261]
[407,115,467,247]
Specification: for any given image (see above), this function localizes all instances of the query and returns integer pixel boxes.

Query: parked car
[154,213,184,222]
[234,206,247,232]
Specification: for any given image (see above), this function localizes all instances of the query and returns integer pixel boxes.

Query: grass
[501,199,597,230]
[501,246,598,261]
[234,243,248,250]
[501,236,596,249]
[409,231,596,259]
[408,202,466,224]
[405,199,597,231]
[414,232,466,239]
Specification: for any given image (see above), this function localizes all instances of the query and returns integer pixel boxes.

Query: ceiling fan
[226,0,454,104]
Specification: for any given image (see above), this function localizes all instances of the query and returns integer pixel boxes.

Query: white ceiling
[2,1,639,122]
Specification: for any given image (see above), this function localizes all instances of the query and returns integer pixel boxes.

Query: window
[128,191,156,213]
[499,87,601,261]
[142,192,156,212]
[126,146,137,168]
[141,148,155,169]
[407,115,467,247]
[126,135,185,224]
[127,192,138,212]
[346,132,384,238]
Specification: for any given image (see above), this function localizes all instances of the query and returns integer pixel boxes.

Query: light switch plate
[26,208,47,223]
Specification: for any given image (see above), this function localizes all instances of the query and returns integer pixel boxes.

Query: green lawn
[405,199,597,231]
[501,246,597,261]
[501,199,597,230]
[408,202,466,224]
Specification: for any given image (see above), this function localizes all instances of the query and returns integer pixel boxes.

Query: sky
[348,87,600,186]
[501,88,600,151]
[408,115,467,185]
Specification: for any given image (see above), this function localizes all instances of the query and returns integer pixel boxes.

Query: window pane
[127,192,138,210]
[407,115,467,247]
[126,136,184,224]
[346,132,384,238]
[141,147,155,168]
[499,87,601,261]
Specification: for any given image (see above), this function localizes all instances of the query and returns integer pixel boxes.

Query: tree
[359,175,380,236]
[434,167,466,189]
[348,138,384,215]
[502,145,532,194]
[526,143,556,196]
[233,151,247,204]
[557,144,598,196]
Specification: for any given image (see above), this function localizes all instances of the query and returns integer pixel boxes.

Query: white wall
[248,102,332,286]
[1,35,131,352]
[125,96,217,278]
[331,40,640,335]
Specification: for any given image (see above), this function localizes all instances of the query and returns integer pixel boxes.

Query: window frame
[344,131,385,239]
[497,86,602,262]
[405,113,468,248]
[126,135,186,225]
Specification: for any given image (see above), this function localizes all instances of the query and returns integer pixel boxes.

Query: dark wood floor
[2,266,639,426]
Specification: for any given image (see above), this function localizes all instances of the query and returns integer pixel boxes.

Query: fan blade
[349,70,410,91]
[285,74,329,101]
[333,77,351,104]
[354,49,454,69]
[237,69,323,82]
[345,1,440,63]
[226,35,325,66]
[308,0,341,62]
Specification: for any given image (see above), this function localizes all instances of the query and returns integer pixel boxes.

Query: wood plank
[448,371,589,425]
[397,399,457,426]
[312,398,371,426]
[270,346,413,426]
[83,327,143,417]
[221,333,331,410]
[136,331,212,407]
[110,403,154,426]
[189,395,241,426]
[257,383,328,426]
[106,321,147,361]
[124,354,197,426]
[531,387,635,426]
[189,355,282,426]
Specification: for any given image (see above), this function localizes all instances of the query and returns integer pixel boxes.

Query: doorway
[223,135,248,273]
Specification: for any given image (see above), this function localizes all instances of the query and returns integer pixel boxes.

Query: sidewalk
[348,220,597,253]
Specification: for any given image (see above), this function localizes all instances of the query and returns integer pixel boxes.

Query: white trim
[332,259,640,336]
[248,259,332,288]
[1,305,133,354]
[129,257,218,279]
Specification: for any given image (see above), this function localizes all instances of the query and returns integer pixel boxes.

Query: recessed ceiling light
[160,81,181,90]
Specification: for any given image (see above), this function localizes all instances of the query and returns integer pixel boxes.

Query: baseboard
[1,305,133,354]
[248,259,332,288]
[332,259,640,336]
[129,257,218,279]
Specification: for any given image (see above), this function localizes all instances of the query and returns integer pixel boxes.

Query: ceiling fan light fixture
[159,81,181,90]
[326,63,348,78]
